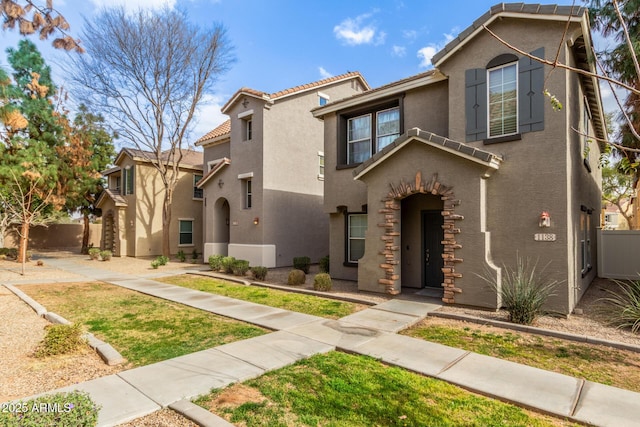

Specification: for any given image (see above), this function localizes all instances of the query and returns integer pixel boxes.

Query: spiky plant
[600,278,640,333]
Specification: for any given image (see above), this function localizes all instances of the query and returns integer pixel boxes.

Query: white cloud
[417,46,437,68]
[89,0,176,11]
[417,27,459,68]
[392,45,406,57]
[318,67,333,79]
[402,29,418,41]
[334,13,378,46]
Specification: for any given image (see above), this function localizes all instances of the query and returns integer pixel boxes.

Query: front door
[422,210,444,288]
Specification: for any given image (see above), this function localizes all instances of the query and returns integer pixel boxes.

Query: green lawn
[20,282,267,366]
[195,352,578,427]
[403,317,640,393]
[159,274,364,319]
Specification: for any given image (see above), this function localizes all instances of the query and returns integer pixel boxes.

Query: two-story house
[196,73,369,267]
[97,148,204,257]
[313,3,605,315]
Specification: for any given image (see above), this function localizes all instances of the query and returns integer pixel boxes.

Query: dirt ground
[1,251,639,425]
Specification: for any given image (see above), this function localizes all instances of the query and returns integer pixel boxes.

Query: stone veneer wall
[378,171,463,303]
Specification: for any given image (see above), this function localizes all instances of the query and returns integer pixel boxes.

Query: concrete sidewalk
[9,255,640,427]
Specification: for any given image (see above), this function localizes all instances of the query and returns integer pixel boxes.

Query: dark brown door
[422,210,444,288]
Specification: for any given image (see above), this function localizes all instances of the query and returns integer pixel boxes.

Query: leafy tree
[1,0,82,52]
[58,104,116,254]
[69,6,234,256]
[602,160,635,228]
[0,40,65,268]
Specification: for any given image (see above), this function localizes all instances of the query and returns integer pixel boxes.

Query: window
[123,166,134,195]
[583,98,592,171]
[245,178,252,209]
[179,219,193,246]
[318,152,325,179]
[488,62,517,138]
[376,108,400,151]
[344,104,400,165]
[318,92,330,106]
[244,118,252,141]
[193,174,203,199]
[347,214,367,263]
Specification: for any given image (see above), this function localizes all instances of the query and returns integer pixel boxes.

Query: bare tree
[69,6,234,256]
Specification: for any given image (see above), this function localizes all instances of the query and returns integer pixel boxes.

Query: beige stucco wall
[3,223,102,250]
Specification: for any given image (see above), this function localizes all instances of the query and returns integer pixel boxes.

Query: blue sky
[2,0,599,142]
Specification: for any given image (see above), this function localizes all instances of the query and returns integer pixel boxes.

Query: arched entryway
[401,193,444,295]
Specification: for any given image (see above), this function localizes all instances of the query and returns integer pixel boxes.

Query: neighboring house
[97,148,204,257]
[602,201,631,230]
[196,73,369,267]
[313,4,605,315]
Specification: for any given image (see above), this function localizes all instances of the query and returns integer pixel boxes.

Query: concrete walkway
[7,256,640,427]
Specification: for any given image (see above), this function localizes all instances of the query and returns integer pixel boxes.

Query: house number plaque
[534,233,556,242]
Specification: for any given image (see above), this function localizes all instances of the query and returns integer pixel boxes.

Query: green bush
[0,391,100,426]
[208,254,224,271]
[600,278,640,333]
[251,266,268,281]
[151,259,160,269]
[293,256,311,274]
[192,249,199,260]
[287,269,306,286]
[319,255,330,273]
[177,250,186,262]
[34,323,85,358]
[313,273,332,291]
[0,247,18,259]
[99,250,112,261]
[478,255,558,325]
[231,259,250,276]
[221,256,236,274]
[88,248,101,260]
[157,255,169,266]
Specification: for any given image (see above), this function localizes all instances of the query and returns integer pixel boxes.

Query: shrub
[600,278,640,333]
[288,269,306,286]
[0,391,100,426]
[251,266,268,281]
[313,273,332,291]
[177,250,186,262]
[478,255,558,325]
[157,255,169,266]
[99,250,112,261]
[319,255,330,273]
[88,248,101,260]
[231,259,250,276]
[221,256,236,274]
[34,323,85,358]
[192,249,199,260]
[208,254,224,271]
[151,259,160,269]
[0,247,18,259]
[293,256,311,274]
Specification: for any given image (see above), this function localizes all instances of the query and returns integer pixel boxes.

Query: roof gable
[353,128,502,180]
[114,147,203,170]
[195,119,231,147]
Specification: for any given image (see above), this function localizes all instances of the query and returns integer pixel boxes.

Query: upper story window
[244,118,253,141]
[318,152,325,180]
[318,92,330,106]
[122,165,135,195]
[193,174,203,199]
[582,97,592,171]
[488,62,518,138]
[343,101,401,166]
[465,48,545,143]
[245,178,252,209]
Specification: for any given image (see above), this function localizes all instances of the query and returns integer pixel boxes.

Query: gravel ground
[1,250,638,426]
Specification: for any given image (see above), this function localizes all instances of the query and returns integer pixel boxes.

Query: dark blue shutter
[518,47,545,133]
[465,69,487,142]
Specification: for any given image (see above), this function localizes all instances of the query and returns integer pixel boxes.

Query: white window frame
[318,91,330,106]
[347,213,367,263]
[178,218,194,247]
[583,97,592,159]
[245,178,252,209]
[487,62,518,138]
[347,114,372,164]
[376,106,400,151]
[318,151,325,180]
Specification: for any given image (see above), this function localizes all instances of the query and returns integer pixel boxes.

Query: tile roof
[194,119,230,146]
[221,71,369,113]
[197,157,230,188]
[353,128,503,180]
[432,3,586,66]
[96,188,128,208]
[119,147,203,169]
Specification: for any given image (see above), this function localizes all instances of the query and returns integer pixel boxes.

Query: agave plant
[478,255,558,325]
[600,278,640,334]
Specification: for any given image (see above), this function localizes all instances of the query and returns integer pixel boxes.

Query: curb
[3,284,126,365]
[169,400,235,427]
[430,311,640,353]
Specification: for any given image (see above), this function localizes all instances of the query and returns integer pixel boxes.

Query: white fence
[597,229,640,280]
